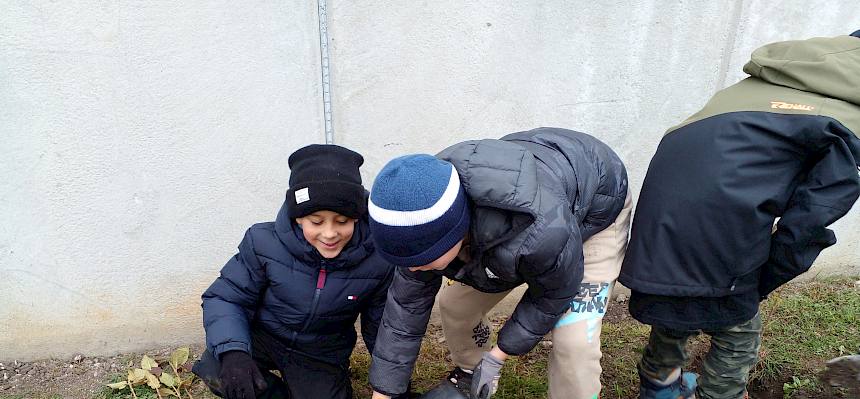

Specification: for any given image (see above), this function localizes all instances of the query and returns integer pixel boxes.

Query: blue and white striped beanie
[368,154,470,267]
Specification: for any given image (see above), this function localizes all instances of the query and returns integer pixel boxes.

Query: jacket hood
[437,139,538,250]
[273,200,374,270]
[743,35,860,106]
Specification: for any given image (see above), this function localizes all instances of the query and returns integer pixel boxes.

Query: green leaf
[160,372,175,387]
[159,387,180,397]
[169,347,190,370]
[146,372,161,389]
[141,355,158,370]
[107,381,129,389]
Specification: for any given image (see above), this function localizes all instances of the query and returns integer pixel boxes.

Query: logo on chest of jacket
[770,101,815,111]
[347,295,358,301]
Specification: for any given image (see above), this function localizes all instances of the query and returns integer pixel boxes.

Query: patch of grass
[345,277,859,398]
[349,348,372,396]
[753,278,860,395]
[410,326,454,393]
[495,344,550,398]
[600,321,650,398]
[350,324,454,397]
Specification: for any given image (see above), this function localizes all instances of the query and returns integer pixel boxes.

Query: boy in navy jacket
[193,145,396,399]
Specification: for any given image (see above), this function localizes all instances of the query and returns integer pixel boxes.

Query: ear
[294,218,304,227]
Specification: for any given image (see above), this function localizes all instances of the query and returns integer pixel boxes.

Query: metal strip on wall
[317,0,334,144]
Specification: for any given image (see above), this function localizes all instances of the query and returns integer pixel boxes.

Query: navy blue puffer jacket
[202,201,394,366]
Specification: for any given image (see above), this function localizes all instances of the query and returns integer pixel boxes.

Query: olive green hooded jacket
[621,34,860,304]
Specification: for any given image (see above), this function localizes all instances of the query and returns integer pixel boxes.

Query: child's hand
[218,350,268,399]
[371,391,392,399]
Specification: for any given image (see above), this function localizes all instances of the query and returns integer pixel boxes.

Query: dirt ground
[0,345,211,398]
[2,304,857,398]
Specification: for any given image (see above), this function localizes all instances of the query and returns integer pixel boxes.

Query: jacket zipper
[303,266,327,332]
[290,265,328,345]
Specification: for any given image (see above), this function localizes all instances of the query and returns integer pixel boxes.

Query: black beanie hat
[851,29,860,38]
[286,144,367,219]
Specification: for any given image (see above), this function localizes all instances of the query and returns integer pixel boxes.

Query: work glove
[470,352,504,399]
[219,350,268,399]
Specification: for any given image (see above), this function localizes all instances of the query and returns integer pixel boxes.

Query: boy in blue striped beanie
[366,128,631,399]
[368,154,470,270]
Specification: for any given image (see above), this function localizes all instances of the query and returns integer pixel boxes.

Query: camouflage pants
[639,313,762,399]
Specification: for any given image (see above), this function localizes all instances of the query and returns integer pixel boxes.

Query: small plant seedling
[783,376,815,398]
[106,348,195,399]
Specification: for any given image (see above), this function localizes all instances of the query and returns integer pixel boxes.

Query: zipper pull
[316,267,327,289]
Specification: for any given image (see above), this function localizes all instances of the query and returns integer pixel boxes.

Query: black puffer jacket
[202,201,394,366]
[369,127,628,396]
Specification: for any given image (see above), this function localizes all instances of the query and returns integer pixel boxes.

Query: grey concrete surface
[1,1,858,361]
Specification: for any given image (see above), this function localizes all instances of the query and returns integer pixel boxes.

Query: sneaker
[418,368,472,399]
[638,369,698,399]
[446,367,473,394]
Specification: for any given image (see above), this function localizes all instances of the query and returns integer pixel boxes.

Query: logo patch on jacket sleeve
[347,295,358,300]
[770,101,815,111]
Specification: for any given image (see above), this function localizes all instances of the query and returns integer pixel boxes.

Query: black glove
[219,350,268,399]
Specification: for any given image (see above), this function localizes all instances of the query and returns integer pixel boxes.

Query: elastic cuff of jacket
[496,339,530,357]
[372,386,402,397]
[213,342,251,359]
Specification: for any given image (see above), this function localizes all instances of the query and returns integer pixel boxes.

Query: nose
[321,225,338,239]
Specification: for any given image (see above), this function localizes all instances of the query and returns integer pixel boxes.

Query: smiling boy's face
[295,210,357,258]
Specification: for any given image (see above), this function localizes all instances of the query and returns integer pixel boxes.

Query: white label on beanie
[295,187,310,204]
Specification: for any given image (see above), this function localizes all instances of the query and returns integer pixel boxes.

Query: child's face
[295,210,358,259]
[407,238,464,272]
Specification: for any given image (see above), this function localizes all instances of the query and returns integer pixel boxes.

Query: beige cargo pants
[439,192,632,399]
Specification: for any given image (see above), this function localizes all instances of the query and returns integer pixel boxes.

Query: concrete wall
[1,1,858,361]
